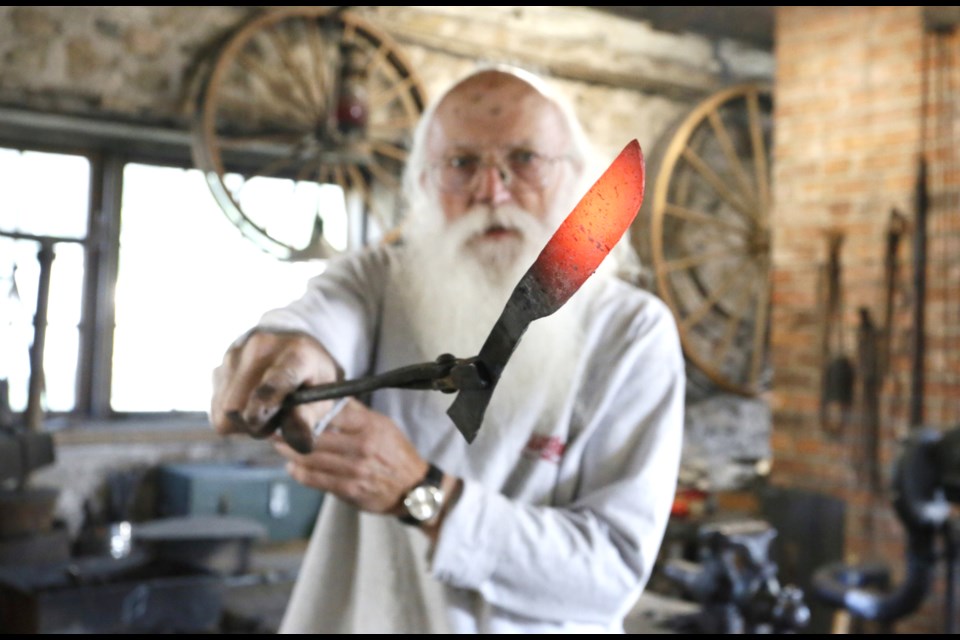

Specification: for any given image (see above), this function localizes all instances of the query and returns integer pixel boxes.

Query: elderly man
[210,65,685,633]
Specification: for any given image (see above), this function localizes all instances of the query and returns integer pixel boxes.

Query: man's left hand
[272,398,428,515]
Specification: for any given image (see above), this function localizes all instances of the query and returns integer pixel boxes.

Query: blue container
[157,463,323,542]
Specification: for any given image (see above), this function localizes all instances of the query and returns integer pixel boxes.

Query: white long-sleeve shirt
[261,244,685,633]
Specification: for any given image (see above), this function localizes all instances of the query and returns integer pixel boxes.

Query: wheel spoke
[715,275,759,372]
[306,18,338,124]
[680,258,754,331]
[707,108,759,213]
[747,88,771,216]
[659,246,742,274]
[341,17,359,42]
[365,155,401,191]
[369,74,421,112]
[681,146,760,224]
[664,202,752,235]
[264,23,323,122]
[330,163,349,192]
[236,50,315,126]
[298,158,325,183]
[363,40,425,116]
[370,140,408,163]
[360,38,392,76]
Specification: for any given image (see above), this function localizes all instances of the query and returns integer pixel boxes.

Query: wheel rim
[192,7,426,260]
[650,83,774,396]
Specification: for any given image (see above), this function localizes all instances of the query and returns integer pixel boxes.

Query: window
[0,149,89,414]
[0,142,351,426]
[112,163,329,412]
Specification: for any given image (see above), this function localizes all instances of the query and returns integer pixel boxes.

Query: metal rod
[25,240,55,432]
[284,354,462,407]
[910,157,928,428]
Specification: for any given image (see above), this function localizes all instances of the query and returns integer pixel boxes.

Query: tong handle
[283,353,472,408]
[271,353,489,454]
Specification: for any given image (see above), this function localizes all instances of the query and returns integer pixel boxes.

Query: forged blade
[447,139,646,442]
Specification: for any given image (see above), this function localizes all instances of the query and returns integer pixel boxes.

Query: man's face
[422,73,574,255]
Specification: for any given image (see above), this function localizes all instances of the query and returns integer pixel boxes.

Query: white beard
[395,203,589,423]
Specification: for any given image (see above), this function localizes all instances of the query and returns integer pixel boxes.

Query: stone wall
[0,6,773,157]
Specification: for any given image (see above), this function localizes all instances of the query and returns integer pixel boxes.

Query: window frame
[0,107,230,429]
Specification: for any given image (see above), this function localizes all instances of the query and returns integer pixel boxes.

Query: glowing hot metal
[446,139,646,441]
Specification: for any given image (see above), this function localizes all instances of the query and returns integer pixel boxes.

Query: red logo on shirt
[522,433,566,463]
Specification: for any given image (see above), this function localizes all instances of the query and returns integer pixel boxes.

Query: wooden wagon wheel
[649,83,774,396]
[192,7,426,260]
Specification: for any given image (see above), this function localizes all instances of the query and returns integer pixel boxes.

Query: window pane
[228,174,351,253]
[0,148,88,414]
[0,238,34,412]
[112,163,325,412]
[44,242,84,411]
[0,149,89,239]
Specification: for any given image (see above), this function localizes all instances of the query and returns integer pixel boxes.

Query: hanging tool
[820,230,855,436]
[857,307,881,493]
[272,139,646,450]
[855,208,908,498]
[882,209,908,373]
[910,157,928,429]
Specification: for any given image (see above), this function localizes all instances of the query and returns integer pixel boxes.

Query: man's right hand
[209,330,341,451]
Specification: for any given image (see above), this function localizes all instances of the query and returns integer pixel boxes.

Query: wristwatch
[400,463,445,526]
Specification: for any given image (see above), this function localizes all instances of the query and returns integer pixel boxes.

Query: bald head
[426,70,571,163]
[403,67,592,234]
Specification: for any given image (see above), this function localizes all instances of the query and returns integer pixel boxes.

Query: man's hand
[272,399,429,515]
[210,330,341,450]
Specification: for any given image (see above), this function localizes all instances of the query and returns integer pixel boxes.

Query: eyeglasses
[428,147,569,193]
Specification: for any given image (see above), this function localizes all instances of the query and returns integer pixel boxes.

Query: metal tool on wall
[856,307,881,493]
[820,230,855,436]
[909,157,928,430]
[853,210,908,498]
[882,209,908,373]
[856,208,908,497]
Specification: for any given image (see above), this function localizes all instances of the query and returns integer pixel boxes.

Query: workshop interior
[1,6,959,634]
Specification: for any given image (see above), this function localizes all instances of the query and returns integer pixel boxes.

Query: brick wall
[772,6,959,633]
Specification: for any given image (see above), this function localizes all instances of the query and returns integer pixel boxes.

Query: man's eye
[508,149,538,166]
[448,156,480,170]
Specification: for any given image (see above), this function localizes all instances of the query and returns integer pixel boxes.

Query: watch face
[404,485,444,522]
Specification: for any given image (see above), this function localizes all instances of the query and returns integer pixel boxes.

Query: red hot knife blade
[447,139,646,442]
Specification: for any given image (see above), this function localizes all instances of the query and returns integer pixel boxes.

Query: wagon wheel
[192,7,427,260]
[649,83,774,396]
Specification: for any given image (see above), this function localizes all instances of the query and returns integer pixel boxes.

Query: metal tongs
[283,353,489,405]
[269,354,489,452]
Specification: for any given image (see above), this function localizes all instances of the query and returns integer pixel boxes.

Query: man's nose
[473,162,513,205]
